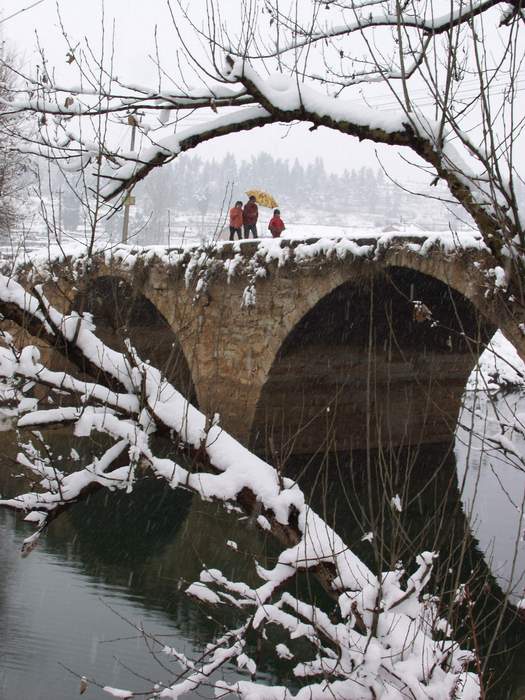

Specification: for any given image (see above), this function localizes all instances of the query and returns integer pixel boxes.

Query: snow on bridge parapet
[101,229,492,279]
[18,229,496,292]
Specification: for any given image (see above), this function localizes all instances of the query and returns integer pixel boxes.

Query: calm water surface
[0,463,274,699]
[0,392,524,699]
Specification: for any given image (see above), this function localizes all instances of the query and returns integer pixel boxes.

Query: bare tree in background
[3,0,525,333]
[0,51,29,238]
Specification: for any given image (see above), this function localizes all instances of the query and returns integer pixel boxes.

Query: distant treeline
[137,152,456,223]
[129,152,479,241]
[58,152,525,238]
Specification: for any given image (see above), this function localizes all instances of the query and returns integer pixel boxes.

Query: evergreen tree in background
[127,150,477,241]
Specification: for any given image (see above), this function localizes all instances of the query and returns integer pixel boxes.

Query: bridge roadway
[33,233,524,455]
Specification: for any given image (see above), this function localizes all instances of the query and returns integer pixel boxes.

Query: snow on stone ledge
[468,330,525,392]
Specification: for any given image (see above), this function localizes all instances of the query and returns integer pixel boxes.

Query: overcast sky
[3,0,424,180]
[5,0,520,190]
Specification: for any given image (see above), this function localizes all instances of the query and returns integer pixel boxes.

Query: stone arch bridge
[37,234,523,456]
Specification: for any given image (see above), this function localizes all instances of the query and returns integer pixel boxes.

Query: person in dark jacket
[229,201,243,240]
[243,195,258,238]
[268,209,285,238]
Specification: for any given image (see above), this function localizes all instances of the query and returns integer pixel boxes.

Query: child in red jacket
[268,209,285,238]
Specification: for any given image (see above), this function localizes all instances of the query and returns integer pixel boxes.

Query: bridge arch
[249,263,495,456]
[72,274,197,405]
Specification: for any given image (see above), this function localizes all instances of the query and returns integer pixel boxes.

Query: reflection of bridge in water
[2,438,522,698]
[34,233,524,456]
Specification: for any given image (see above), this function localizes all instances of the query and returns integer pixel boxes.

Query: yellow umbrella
[246,189,278,209]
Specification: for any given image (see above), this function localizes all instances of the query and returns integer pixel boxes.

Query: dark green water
[0,412,524,699]
[0,442,277,699]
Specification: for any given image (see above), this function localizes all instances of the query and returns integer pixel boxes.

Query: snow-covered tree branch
[3,0,523,264]
[0,271,483,699]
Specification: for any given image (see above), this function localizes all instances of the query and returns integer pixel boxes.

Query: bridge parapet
[27,232,501,308]
[21,231,491,279]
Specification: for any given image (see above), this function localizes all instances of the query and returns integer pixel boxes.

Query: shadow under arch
[250,265,495,457]
[73,275,197,404]
[249,265,523,697]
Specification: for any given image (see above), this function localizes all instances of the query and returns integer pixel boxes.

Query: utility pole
[57,186,62,243]
[121,117,138,244]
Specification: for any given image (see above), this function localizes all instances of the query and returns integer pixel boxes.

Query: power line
[344,86,525,112]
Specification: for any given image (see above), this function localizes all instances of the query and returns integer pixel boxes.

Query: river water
[0,391,524,699]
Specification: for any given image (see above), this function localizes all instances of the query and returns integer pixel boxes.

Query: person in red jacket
[229,201,243,240]
[243,195,259,238]
[268,209,285,238]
